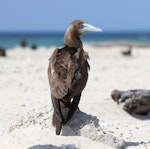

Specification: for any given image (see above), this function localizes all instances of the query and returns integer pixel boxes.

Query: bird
[0,47,6,57]
[48,20,102,135]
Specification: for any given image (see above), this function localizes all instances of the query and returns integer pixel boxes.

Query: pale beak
[80,23,102,33]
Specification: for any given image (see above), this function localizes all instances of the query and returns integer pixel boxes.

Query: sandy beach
[0,44,150,149]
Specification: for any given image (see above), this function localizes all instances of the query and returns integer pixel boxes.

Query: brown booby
[48,20,102,135]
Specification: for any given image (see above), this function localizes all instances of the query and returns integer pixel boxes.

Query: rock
[111,89,150,115]
[27,144,79,149]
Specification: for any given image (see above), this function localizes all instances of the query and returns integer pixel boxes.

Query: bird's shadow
[27,110,124,149]
[27,144,79,149]
[61,109,100,136]
[131,112,150,120]
[61,110,125,148]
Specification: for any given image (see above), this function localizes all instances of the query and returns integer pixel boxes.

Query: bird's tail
[52,110,62,135]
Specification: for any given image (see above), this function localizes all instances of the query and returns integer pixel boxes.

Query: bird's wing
[48,48,77,99]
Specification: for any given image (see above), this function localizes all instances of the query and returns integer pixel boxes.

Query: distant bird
[122,45,132,56]
[20,38,27,48]
[31,44,37,50]
[48,20,102,135]
[0,47,6,57]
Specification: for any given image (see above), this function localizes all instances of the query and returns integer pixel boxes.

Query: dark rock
[111,89,150,115]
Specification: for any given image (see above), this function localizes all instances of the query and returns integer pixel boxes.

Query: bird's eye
[80,24,84,28]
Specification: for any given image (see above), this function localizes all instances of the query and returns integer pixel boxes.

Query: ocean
[1,32,150,49]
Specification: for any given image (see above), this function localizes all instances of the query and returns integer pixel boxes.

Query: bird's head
[64,20,102,48]
[67,20,102,35]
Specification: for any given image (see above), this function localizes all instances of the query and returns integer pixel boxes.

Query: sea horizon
[1,31,150,49]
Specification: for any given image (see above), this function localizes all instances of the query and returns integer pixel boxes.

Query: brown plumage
[48,20,102,135]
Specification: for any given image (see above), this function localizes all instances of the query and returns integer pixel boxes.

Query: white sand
[0,44,150,149]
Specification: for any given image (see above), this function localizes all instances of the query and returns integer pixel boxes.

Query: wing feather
[48,47,89,99]
[48,48,75,99]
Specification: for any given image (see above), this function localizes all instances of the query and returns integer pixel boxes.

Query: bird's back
[48,46,90,100]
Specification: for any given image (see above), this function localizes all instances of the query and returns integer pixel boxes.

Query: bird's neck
[64,30,83,49]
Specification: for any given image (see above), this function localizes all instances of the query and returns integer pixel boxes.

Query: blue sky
[0,0,150,32]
